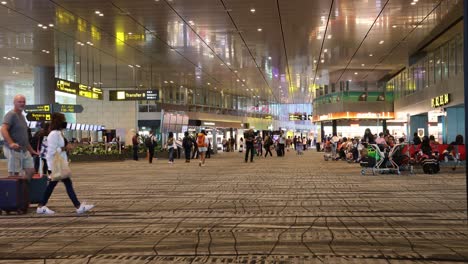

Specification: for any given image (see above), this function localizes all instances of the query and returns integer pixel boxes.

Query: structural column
[33,66,55,104]
[463,0,468,217]
[332,120,337,136]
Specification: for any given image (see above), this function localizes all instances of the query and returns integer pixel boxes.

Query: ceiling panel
[0,0,462,106]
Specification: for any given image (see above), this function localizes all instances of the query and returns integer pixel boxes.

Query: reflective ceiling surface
[0,0,461,105]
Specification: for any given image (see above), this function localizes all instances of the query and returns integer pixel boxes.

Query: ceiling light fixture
[354,72,358,75]
[169,81,174,83]
[1,1,7,5]
[327,35,332,39]
[128,65,134,68]
[257,28,262,32]
[95,11,101,14]
[369,54,373,57]
[99,13,104,17]
[379,40,384,44]
[250,8,256,13]
[324,49,328,53]
[164,80,168,83]
[48,24,54,27]
[361,63,365,66]
[37,24,43,27]
[392,25,397,28]
[42,26,48,29]
[135,64,141,68]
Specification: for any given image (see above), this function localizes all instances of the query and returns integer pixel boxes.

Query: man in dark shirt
[132,132,139,161]
[1,94,38,178]
[244,129,255,163]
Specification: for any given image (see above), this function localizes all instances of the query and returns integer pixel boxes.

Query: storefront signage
[26,113,52,122]
[312,112,395,122]
[431,93,450,108]
[25,104,51,113]
[203,122,216,126]
[109,90,160,101]
[55,78,103,100]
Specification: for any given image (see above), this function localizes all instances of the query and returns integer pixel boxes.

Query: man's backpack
[145,136,153,148]
[197,134,206,147]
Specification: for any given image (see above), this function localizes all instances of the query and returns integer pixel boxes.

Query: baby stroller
[360,144,400,175]
[389,143,414,174]
[323,141,333,161]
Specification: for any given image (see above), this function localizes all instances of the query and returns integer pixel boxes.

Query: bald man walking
[1,94,37,179]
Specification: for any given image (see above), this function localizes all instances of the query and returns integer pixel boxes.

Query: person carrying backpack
[145,130,157,164]
[197,130,208,166]
[182,132,192,163]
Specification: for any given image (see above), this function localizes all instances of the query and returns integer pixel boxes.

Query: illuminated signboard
[25,104,51,113]
[78,84,103,100]
[289,113,311,121]
[55,78,103,100]
[56,78,77,95]
[431,93,450,108]
[312,112,395,122]
[26,113,52,122]
[53,104,84,113]
[109,90,159,101]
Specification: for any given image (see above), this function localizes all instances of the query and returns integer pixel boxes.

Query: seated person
[442,145,456,162]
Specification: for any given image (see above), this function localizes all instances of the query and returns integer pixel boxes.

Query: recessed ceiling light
[379,40,384,44]
[392,25,397,28]
[411,2,416,5]
[95,11,101,14]
[76,62,80,64]
[354,72,358,75]
[369,54,373,57]
[37,24,43,27]
[48,24,54,27]
[324,49,328,53]
[135,64,141,68]
[207,82,211,85]
[196,76,201,79]
[317,35,322,40]
[257,28,262,32]
[236,79,240,82]
[321,59,325,63]
[1,1,7,5]
[169,81,174,83]
[164,80,168,83]
[348,79,352,82]
[128,65,134,68]
[250,8,256,13]
[327,35,332,39]
[128,32,133,35]
[268,56,272,60]
[42,26,47,29]
[361,64,365,66]
[99,13,104,17]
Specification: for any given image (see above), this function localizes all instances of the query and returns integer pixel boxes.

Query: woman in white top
[36,113,94,215]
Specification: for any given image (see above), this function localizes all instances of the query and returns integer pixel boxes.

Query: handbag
[50,151,71,181]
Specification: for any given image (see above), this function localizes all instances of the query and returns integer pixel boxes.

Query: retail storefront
[313,112,395,140]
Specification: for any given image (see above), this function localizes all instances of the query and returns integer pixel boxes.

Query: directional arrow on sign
[52,103,84,113]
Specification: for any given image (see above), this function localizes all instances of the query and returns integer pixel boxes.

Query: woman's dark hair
[429,135,435,141]
[168,132,174,138]
[421,136,432,155]
[455,135,464,145]
[49,113,66,131]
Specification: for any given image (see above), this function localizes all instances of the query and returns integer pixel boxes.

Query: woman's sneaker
[76,203,95,214]
[37,206,55,215]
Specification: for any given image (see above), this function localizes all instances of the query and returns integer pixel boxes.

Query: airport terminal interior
[0,0,468,263]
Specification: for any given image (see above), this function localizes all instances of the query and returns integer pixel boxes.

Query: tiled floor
[0,150,467,263]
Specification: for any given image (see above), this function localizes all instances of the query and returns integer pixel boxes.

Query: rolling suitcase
[0,177,29,214]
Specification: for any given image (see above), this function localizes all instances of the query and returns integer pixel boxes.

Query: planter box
[69,154,126,162]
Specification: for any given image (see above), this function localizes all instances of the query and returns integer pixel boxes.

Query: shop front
[188,120,247,152]
[313,111,395,140]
